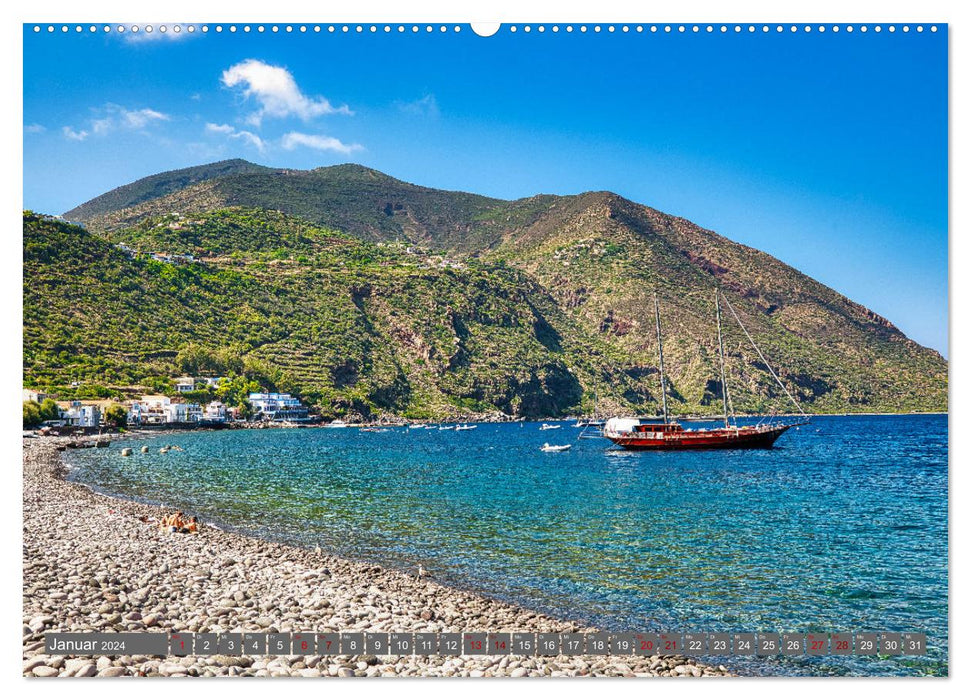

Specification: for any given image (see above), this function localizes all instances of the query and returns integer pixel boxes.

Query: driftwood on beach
[22,437,730,678]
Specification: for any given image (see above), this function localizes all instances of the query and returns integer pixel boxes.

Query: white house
[204,401,227,422]
[59,401,100,428]
[183,403,203,422]
[248,392,309,421]
[23,389,48,403]
[129,395,205,424]
[174,377,196,393]
[133,395,171,425]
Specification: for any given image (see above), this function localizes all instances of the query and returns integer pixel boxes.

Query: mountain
[24,162,948,418]
[24,211,641,419]
[63,159,272,222]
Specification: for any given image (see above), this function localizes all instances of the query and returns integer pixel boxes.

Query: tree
[23,401,42,428]
[39,398,60,422]
[104,403,128,428]
[237,399,255,420]
[144,376,174,394]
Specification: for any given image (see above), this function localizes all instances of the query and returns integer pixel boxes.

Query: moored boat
[604,291,808,452]
[574,419,605,428]
[603,418,796,450]
[455,424,477,431]
[539,423,561,431]
[540,442,572,452]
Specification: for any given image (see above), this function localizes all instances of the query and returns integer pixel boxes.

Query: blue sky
[23,24,948,355]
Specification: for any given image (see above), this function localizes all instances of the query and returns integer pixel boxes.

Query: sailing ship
[604,291,808,451]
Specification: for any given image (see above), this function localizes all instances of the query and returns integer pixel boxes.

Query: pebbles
[22,438,730,678]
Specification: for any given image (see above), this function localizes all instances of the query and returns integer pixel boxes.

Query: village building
[203,401,228,423]
[174,377,196,393]
[129,395,206,425]
[129,395,172,425]
[182,403,204,422]
[23,389,48,403]
[58,401,101,428]
[248,392,309,422]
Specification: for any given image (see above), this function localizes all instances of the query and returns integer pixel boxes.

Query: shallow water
[66,415,948,676]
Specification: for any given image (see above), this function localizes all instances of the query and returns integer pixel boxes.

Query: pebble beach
[22,436,731,678]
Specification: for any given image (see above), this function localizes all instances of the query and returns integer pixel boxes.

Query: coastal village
[23,376,310,432]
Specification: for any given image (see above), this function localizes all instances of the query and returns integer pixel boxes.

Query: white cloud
[24,124,46,134]
[205,122,265,151]
[397,94,440,118]
[221,59,351,126]
[280,132,363,155]
[63,104,169,141]
[91,117,113,135]
[122,107,169,129]
[205,123,235,135]
[62,126,88,141]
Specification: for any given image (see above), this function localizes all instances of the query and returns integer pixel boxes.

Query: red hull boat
[604,291,809,452]
[604,419,800,451]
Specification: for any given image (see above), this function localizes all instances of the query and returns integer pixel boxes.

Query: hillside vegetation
[23,162,947,418]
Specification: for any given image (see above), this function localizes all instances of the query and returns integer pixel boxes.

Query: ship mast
[715,292,734,429]
[653,292,670,424]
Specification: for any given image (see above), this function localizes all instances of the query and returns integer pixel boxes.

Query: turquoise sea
[65,414,948,676]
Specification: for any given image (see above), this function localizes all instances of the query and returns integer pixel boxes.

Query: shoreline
[27,410,948,438]
[22,435,731,678]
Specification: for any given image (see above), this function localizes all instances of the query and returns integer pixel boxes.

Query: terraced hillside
[23,162,947,417]
[24,212,650,419]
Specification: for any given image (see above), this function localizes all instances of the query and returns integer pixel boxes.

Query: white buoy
[121,448,133,456]
[140,446,149,453]
[159,447,169,454]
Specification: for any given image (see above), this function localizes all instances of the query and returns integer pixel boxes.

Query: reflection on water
[67,415,948,676]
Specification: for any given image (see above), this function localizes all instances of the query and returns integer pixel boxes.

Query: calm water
[66,415,948,676]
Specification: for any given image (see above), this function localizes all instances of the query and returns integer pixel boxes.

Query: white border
[4,2,964,699]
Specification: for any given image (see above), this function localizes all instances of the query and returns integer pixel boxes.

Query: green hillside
[24,211,652,419]
[25,162,948,418]
[63,159,271,222]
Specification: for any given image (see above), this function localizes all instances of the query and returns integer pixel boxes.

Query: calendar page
[21,17,948,681]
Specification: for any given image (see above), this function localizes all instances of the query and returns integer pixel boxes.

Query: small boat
[409,423,427,429]
[604,291,807,451]
[540,443,572,453]
[574,419,606,428]
[325,419,349,428]
[539,423,561,431]
[455,424,477,431]
[438,425,456,431]
[120,448,133,456]
[360,427,389,433]
[423,425,438,430]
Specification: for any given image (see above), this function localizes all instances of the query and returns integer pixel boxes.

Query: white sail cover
[604,417,642,435]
